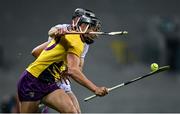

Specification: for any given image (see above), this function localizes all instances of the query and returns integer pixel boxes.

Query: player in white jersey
[32,8,93,113]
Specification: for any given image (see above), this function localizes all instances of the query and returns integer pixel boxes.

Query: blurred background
[0,0,180,113]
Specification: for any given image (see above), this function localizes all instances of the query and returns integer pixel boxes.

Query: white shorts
[56,80,71,92]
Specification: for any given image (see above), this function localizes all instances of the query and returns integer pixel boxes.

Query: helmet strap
[72,17,80,29]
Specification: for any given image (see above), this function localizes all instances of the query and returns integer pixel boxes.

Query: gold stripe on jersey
[26,34,84,79]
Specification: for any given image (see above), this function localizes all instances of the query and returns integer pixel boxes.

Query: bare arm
[67,53,108,95]
[32,26,65,58]
[67,53,97,92]
[79,58,85,71]
[31,41,50,58]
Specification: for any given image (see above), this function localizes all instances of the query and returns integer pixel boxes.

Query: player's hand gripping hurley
[84,65,170,102]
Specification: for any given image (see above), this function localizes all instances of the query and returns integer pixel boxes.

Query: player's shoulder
[65,34,81,42]
[63,33,83,47]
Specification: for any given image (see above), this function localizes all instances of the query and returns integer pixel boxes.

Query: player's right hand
[95,87,109,96]
[56,27,69,36]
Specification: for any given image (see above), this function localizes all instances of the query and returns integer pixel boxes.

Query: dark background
[0,0,180,113]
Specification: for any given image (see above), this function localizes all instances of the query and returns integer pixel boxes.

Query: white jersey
[81,43,89,58]
[49,24,89,92]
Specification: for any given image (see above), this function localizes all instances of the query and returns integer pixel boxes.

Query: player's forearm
[31,41,50,58]
[68,67,97,92]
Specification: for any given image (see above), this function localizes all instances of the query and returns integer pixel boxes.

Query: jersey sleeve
[65,34,84,57]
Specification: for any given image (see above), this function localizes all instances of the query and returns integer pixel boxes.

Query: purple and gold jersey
[26,34,84,80]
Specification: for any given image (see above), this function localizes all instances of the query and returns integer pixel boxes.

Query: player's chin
[84,37,95,44]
